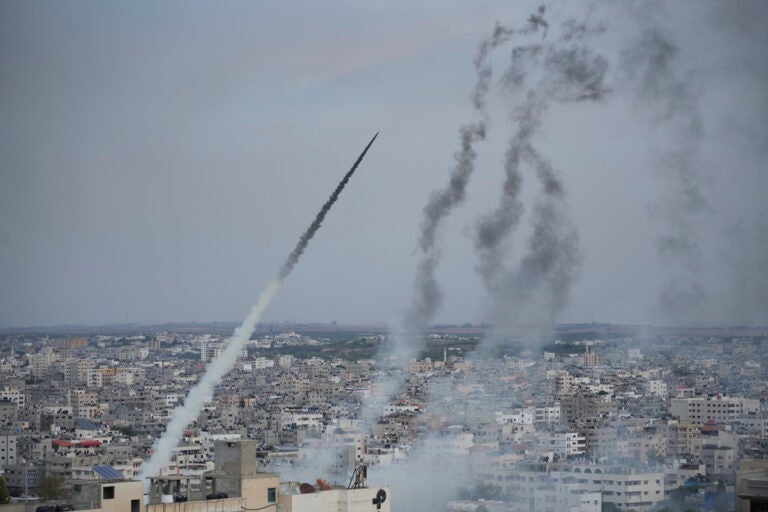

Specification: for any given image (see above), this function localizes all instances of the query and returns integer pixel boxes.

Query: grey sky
[1,1,766,328]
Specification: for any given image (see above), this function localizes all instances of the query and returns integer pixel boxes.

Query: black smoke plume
[360,8,551,427]
[406,7,552,341]
[473,14,607,339]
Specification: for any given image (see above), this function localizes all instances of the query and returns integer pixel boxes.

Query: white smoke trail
[138,132,378,486]
[139,279,282,482]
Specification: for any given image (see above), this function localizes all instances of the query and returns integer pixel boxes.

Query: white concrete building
[278,485,391,512]
[252,357,275,369]
[537,432,586,458]
[647,380,668,398]
[670,395,760,426]
[382,404,420,416]
[495,409,534,425]
[0,385,25,407]
[555,465,664,511]
[0,432,17,467]
[535,403,561,425]
[280,410,324,431]
[480,461,665,512]
[534,487,601,512]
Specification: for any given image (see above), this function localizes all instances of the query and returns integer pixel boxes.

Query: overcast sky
[1,1,766,329]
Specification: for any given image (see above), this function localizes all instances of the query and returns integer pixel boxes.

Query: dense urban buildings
[0,324,766,511]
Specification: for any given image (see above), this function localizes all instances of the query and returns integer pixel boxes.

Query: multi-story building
[561,393,617,428]
[68,358,96,383]
[0,399,18,426]
[537,432,586,458]
[736,460,768,512]
[548,370,574,395]
[54,337,89,350]
[2,464,39,495]
[29,347,56,378]
[277,355,294,368]
[534,402,561,425]
[647,379,668,397]
[553,465,666,511]
[0,432,17,467]
[481,461,665,512]
[665,421,701,458]
[701,443,737,474]
[670,395,760,426]
[280,409,324,431]
[533,487,601,512]
[495,409,534,426]
[0,385,25,407]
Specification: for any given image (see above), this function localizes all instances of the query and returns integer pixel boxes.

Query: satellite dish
[375,489,387,504]
[299,483,315,494]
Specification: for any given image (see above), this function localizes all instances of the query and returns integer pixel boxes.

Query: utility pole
[24,465,29,512]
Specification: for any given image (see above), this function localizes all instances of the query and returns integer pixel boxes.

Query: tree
[114,425,138,437]
[38,475,66,501]
[469,483,502,500]
[0,477,10,505]
[457,483,502,501]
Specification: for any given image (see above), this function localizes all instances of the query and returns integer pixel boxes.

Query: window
[103,486,115,499]
[131,500,140,512]
[267,488,276,503]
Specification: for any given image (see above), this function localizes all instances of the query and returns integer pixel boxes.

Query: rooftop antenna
[347,463,367,489]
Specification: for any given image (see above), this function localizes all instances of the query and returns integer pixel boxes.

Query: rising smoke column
[724,210,768,324]
[407,8,551,337]
[359,9,550,429]
[140,133,378,483]
[473,96,537,292]
[479,144,581,340]
[394,6,552,370]
[619,26,708,323]
[473,16,608,346]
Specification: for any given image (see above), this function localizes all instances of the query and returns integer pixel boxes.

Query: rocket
[278,131,379,280]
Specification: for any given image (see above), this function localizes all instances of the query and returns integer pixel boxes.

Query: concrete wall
[278,487,391,512]
[1,503,98,512]
[146,497,243,512]
[241,475,279,511]
[100,481,143,512]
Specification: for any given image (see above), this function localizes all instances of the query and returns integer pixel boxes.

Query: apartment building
[537,432,586,458]
[670,395,760,426]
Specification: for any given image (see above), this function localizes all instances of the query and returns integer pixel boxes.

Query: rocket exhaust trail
[279,132,378,279]
[140,132,378,485]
